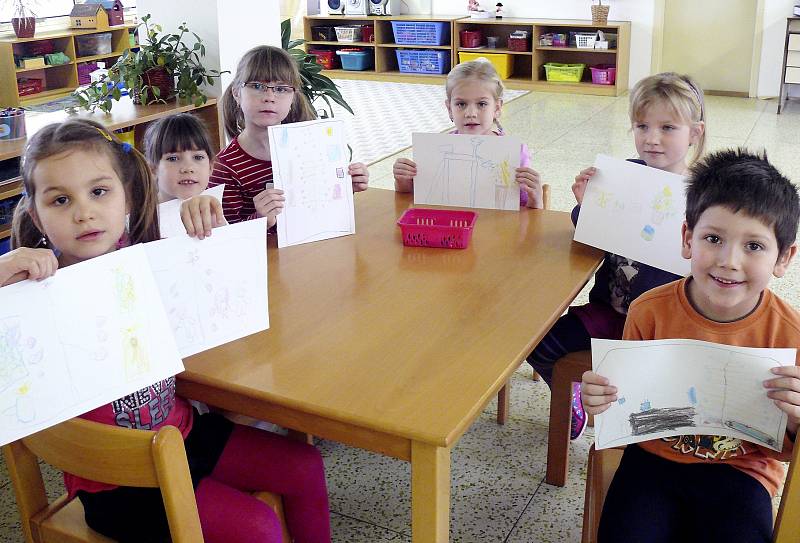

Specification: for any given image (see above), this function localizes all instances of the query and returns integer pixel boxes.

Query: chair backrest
[3,418,203,543]
[583,442,800,543]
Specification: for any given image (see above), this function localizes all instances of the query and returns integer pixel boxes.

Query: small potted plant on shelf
[591,0,610,25]
[281,18,352,118]
[71,14,225,114]
[1,0,40,38]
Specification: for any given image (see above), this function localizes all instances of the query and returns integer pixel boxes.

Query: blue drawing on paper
[688,386,697,405]
[617,397,626,406]
[641,224,655,241]
[279,127,289,147]
[327,144,341,161]
[640,399,651,412]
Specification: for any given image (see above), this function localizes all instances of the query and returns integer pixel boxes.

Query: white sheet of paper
[269,119,355,248]
[592,338,794,451]
[574,155,690,276]
[158,184,226,239]
[144,218,269,357]
[412,133,521,210]
[0,246,184,447]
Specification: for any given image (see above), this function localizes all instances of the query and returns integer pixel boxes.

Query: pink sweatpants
[195,425,331,543]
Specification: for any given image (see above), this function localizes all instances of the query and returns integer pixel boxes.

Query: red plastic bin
[308,49,335,70]
[459,29,482,48]
[590,64,617,85]
[397,208,478,249]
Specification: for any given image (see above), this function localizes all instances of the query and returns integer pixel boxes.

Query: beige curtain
[280,0,305,41]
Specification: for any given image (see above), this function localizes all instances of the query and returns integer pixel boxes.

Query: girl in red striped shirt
[209,46,368,227]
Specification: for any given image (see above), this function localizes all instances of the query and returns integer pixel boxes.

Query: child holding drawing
[582,148,800,542]
[143,112,226,239]
[393,58,543,209]
[8,119,331,543]
[527,72,705,440]
[210,45,368,228]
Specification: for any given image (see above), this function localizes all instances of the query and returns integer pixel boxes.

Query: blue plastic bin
[0,237,9,256]
[391,21,449,45]
[396,49,449,74]
[336,49,373,71]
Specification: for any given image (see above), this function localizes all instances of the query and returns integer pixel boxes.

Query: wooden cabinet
[778,17,800,113]
[303,15,630,96]
[0,24,137,107]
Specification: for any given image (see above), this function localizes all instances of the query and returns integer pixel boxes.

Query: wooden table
[177,189,602,542]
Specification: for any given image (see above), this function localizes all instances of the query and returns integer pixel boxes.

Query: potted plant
[71,14,225,114]
[281,19,352,118]
[1,0,39,38]
[591,0,610,26]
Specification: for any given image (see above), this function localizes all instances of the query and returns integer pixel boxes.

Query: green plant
[281,19,352,118]
[70,14,226,114]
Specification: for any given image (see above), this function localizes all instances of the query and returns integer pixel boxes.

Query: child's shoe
[570,382,587,440]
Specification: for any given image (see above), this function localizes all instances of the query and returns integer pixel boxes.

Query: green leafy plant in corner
[70,14,226,114]
[281,19,352,118]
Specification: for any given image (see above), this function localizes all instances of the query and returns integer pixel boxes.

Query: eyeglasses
[241,82,295,96]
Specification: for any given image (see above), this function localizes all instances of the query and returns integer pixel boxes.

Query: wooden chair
[581,442,800,543]
[496,183,549,425]
[3,418,290,543]
[546,350,592,486]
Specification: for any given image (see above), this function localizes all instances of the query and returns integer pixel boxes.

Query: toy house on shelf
[85,0,125,27]
[70,4,110,30]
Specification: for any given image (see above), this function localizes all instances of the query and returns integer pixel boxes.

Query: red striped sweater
[209,138,272,224]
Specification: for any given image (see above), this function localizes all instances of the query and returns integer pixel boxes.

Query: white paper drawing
[573,155,690,276]
[144,218,269,357]
[158,184,226,239]
[592,338,794,451]
[0,246,184,447]
[412,133,521,210]
[268,119,355,248]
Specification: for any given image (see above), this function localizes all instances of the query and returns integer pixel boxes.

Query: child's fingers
[200,203,214,237]
[771,397,800,422]
[191,207,207,240]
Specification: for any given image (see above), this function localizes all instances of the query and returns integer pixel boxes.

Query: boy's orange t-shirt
[623,277,800,496]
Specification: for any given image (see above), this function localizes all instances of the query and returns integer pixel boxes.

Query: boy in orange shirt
[582,148,800,542]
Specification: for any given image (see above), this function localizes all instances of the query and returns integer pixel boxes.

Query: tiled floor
[2,89,800,542]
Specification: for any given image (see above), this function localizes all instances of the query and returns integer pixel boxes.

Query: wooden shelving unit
[303,15,630,96]
[0,24,137,107]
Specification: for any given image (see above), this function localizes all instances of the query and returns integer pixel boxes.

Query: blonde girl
[7,119,332,543]
[210,45,368,227]
[393,58,543,208]
[528,72,706,441]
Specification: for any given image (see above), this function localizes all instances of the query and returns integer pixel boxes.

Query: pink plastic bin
[590,64,616,85]
[397,208,478,249]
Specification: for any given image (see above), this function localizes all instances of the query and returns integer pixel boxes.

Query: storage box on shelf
[0,24,137,107]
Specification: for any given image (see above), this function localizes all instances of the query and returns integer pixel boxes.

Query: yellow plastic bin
[458,51,513,79]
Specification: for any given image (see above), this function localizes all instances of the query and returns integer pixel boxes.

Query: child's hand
[180,195,227,240]
[517,167,544,209]
[253,188,285,229]
[573,167,597,205]
[581,370,618,416]
[350,162,369,193]
[0,247,58,287]
[765,366,800,437]
[393,158,417,192]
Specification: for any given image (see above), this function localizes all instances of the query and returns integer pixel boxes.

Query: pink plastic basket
[590,64,616,85]
[397,208,477,249]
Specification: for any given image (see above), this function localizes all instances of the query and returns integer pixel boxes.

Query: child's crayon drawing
[268,119,355,248]
[0,246,183,447]
[413,133,521,211]
[592,338,793,452]
[574,155,690,276]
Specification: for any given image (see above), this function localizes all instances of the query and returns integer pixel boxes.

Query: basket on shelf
[391,21,448,46]
[575,32,597,49]
[334,25,362,43]
[397,208,478,249]
[396,49,449,74]
[543,62,586,83]
[591,4,610,25]
[589,64,616,85]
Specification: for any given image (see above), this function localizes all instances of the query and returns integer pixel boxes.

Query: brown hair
[143,112,216,167]
[11,119,160,250]
[629,72,707,163]
[222,45,316,139]
[445,58,505,131]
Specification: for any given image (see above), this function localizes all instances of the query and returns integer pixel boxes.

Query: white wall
[135,0,281,97]
[431,0,656,88]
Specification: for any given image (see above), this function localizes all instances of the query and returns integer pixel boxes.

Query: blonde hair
[222,46,316,139]
[446,58,505,131]
[12,119,160,250]
[629,72,706,163]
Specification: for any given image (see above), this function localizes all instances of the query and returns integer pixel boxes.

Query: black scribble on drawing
[629,407,696,435]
